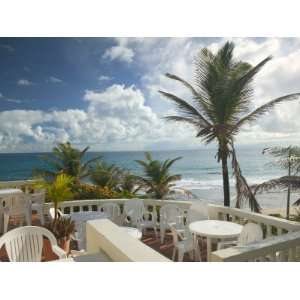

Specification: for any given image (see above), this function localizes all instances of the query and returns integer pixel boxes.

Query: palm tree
[253,146,300,219]
[159,41,300,211]
[89,161,122,190]
[35,142,101,183]
[38,173,74,220]
[135,152,182,199]
[117,171,141,194]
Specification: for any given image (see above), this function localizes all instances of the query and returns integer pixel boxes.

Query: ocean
[0,148,295,209]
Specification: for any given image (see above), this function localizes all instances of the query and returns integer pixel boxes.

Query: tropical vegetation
[253,146,300,219]
[135,152,182,199]
[34,142,101,182]
[159,41,300,211]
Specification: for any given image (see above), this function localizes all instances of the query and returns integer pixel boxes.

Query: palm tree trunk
[287,151,291,220]
[221,154,230,207]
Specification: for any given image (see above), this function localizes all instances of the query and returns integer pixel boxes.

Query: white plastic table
[70,211,108,250]
[121,226,142,240]
[189,220,243,261]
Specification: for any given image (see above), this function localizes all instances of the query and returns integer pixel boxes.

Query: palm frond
[233,93,300,131]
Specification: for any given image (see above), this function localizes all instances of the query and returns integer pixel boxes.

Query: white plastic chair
[4,194,31,232]
[123,200,157,236]
[0,226,67,262]
[30,191,46,225]
[100,202,121,222]
[170,224,201,262]
[48,207,66,220]
[217,223,263,250]
[160,204,185,244]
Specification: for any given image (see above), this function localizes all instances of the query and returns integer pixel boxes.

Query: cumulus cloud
[17,79,34,86]
[0,84,196,152]
[103,41,134,63]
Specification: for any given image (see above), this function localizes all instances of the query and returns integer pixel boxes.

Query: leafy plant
[34,142,101,182]
[135,152,182,199]
[159,41,300,211]
[40,173,74,220]
[89,161,122,189]
[45,217,76,242]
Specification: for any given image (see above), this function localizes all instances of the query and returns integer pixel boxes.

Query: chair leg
[39,209,45,225]
[160,229,165,244]
[189,250,194,260]
[172,248,177,261]
[154,227,158,238]
[178,250,184,262]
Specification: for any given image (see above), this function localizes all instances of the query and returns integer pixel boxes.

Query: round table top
[121,226,142,240]
[189,220,243,239]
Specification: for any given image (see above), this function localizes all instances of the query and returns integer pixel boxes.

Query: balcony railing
[43,198,193,222]
[209,204,300,262]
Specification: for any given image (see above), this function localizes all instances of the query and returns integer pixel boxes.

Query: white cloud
[48,76,63,83]
[98,75,111,81]
[2,38,300,152]
[17,79,33,86]
[0,93,3,98]
[0,84,196,152]
[103,45,134,63]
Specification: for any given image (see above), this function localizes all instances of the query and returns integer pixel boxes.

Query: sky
[1,37,300,153]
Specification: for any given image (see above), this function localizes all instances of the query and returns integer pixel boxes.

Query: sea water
[0,147,295,208]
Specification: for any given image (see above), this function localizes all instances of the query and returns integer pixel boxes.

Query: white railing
[86,219,170,262]
[208,204,300,237]
[208,204,300,262]
[211,231,300,262]
[43,198,192,222]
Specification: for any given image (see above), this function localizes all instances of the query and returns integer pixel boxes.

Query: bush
[71,183,135,200]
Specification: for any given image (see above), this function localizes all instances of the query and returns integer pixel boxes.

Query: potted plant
[38,173,75,258]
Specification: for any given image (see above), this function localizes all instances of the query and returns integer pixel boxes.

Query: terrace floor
[0,213,209,262]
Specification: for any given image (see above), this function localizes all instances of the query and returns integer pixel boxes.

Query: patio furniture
[100,202,121,222]
[0,188,23,198]
[217,223,263,250]
[121,226,142,240]
[170,224,201,262]
[123,199,158,237]
[160,204,185,244]
[70,211,108,250]
[3,193,31,233]
[0,197,10,234]
[189,220,243,261]
[0,226,67,262]
[30,191,46,225]
[48,208,66,220]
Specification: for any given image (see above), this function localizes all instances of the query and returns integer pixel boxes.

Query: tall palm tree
[35,142,101,183]
[135,152,182,199]
[159,41,300,211]
[253,146,300,219]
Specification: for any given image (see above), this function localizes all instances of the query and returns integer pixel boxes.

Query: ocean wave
[175,175,276,191]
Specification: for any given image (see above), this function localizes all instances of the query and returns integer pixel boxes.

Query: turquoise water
[0,148,288,207]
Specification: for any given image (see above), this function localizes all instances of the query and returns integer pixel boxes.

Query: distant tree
[253,146,300,219]
[89,161,122,190]
[159,41,300,211]
[34,142,101,183]
[135,152,182,199]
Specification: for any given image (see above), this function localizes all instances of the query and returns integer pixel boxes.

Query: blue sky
[1,37,300,152]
